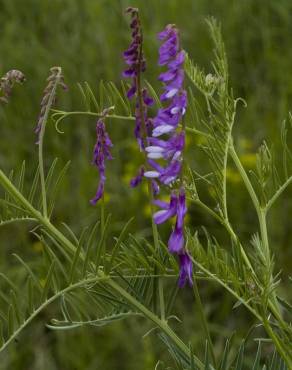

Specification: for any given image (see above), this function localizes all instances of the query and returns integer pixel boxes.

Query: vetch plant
[0,9,291,369]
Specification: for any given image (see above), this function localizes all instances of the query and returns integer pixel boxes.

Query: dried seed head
[35,66,68,140]
[0,69,25,103]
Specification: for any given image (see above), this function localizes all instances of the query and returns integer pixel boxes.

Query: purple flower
[168,189,187,253]
[130,166,145,187]
[151,180,160,195]
[153,192,178,224]
[158,25,179,66]
[123,8,143,94]
[145,25,186,183]
[178,252,193,287]
[90,120,113,205]
[152,189,187,255]
[144,159,182,185]
[146,132,185,161]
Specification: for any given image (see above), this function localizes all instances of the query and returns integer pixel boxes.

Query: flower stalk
[35,67,67,218]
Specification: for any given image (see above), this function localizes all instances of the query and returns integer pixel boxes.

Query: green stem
[191,256,262,321]
[229,144,260,211]
[192,278,216,366]
[262,317,292,367]
[0,169,205,367]
[229,146,288,334]
[258,208,270,265]
[188,197,256,277]
[38,68,63,219]
[265,175,292,213]
[0,275,108,353]
[52,110,135,121]
[106,278,204,370]
[0,169,76,257]
[38,131,48,218]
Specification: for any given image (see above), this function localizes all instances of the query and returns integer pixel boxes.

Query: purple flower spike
[90,120,113,205]
[178,252,193,287]
[123,8,154,151]
[123,8,143,98]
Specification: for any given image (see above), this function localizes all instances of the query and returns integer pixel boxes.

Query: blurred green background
[0,0,291,369]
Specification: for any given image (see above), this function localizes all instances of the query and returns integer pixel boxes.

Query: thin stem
[229,144,260,210]
[52,110,135,121]
[192,278,216,366]
[188,197,256,276]
[38,132,48,218]
[101,193,105,247]
[191,256,262,321]
[0,275,108,353]
[262,317,292,367]
[0,169,76,257]
[265,175,292,213]
[37,68,63,218]
[106,278,204,370]
[229,145,286,329]
[258,208,270,265]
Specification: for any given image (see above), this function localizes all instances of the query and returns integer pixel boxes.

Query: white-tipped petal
[147,152,164,159]
[145,146,164,153]
[152,125,174,137]
[165,88,178,99]
[144,171,160,178]
[172,151,181,161]
[170,107,180,114]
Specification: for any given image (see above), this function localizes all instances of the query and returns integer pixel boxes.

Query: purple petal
[176,188,187,229]
[123,68,136,78]
[168,226,184,253]
[152,124,175,137]
[144,171,160,178]
[142,89,154,106]
[127,85,136,99]
[168,50,185,69]
[90,179,105,205]
[178,252,193,287]
[130,166,145,187]
[151,180,160,195]
[153,199,169,209]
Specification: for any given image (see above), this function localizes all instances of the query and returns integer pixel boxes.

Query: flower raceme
[90,119,113,205]
[145,24,192,287]
[123,7,154,151]
[123,15,192,287]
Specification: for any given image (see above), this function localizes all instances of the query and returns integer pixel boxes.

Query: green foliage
[0,2,292,370]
